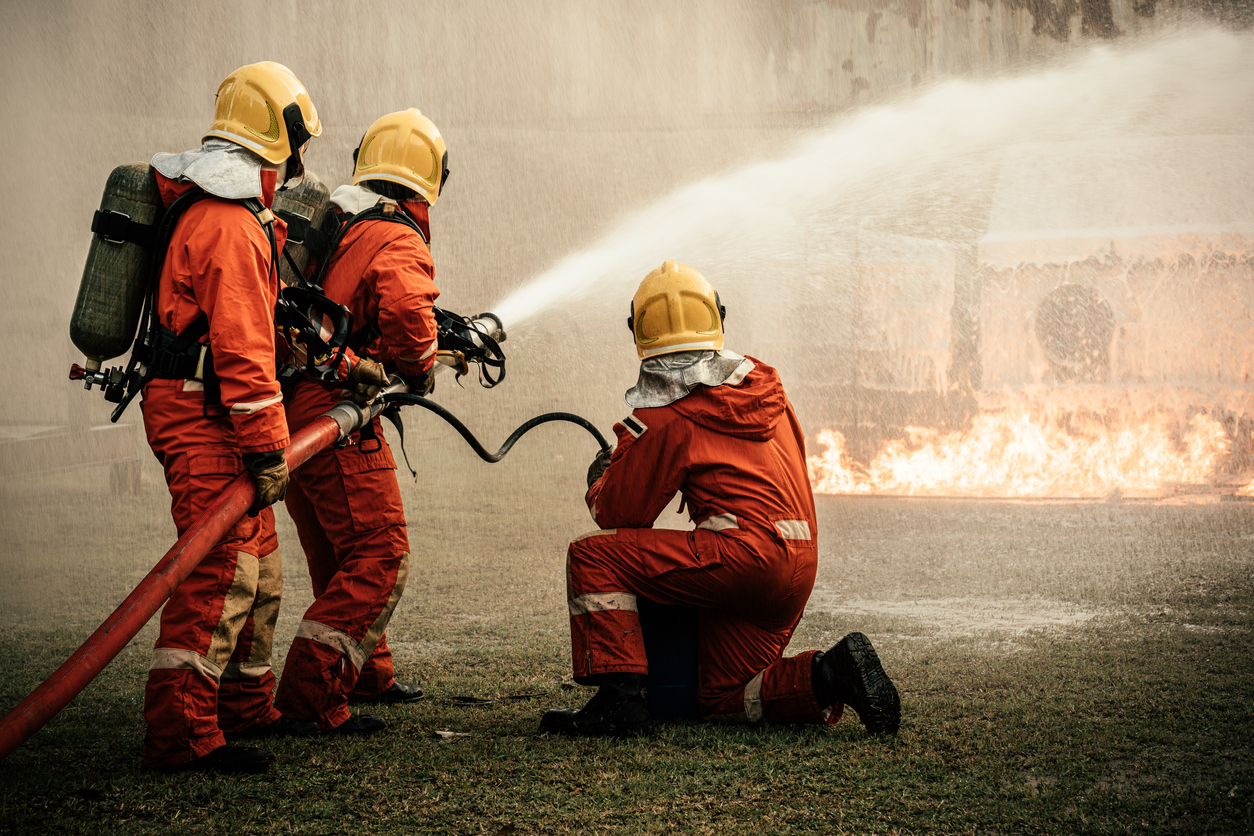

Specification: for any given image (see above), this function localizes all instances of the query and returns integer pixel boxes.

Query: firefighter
[272,109,447,734]
[140,62,322,773]
[541,261,901,737]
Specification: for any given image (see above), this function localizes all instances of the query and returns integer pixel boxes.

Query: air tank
[70,163,162,370]
[273,171,333,287]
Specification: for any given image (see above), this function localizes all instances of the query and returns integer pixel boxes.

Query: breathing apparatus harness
[273,199,605,473]
[282,199,506,390]
[77,185,279,423]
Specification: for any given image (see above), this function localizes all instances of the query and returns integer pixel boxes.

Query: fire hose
[0,376,610,761]
[384,393,609,462]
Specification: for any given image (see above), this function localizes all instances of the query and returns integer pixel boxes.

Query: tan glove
[401,366,437,398]
[586,447,613,488]
[244,451,289,517]
[348,357,390,406]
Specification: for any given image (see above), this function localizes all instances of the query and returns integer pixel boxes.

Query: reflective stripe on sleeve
[568,592,638,617]
[150,648,223,684]
[398,343,437,363]
[774,519,812,541]
[295,620,367,671]
[697,513,739,533]
[621,416,647,438]
[742,670,765,723]
[229,394,284,415]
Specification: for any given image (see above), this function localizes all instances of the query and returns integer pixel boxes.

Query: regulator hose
[384,394,611,463]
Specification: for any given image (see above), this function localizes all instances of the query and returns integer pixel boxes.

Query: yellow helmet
[204,61,322,165]
[352,109,449,205]
[628,260,726,360]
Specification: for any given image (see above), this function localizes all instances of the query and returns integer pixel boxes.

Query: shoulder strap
[275,207,340,288]
[242,197,279,282]
[312,201,428,290]
[110,187,277,422]
[326,202,430,352]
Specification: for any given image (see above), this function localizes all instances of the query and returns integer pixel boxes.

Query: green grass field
[1,451,1252,835]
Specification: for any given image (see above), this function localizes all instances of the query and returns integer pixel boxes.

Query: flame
[807,410,1231,497]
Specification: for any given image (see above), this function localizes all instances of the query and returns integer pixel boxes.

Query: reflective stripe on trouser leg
[702,651,835,725]
[274,552,411,729]
[218,533,284,734]
[143,547,262,767]
[567,533,648,681]
[276,394,412,715]
[349,552,411,699]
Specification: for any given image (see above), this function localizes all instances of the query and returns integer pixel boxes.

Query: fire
[807,409,1231,498]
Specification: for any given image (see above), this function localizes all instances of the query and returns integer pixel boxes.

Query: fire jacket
[324,198,439,378]
[587,358,817,557]
[153,170,288,453]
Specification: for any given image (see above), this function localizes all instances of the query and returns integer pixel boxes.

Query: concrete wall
[0,0,1227,436]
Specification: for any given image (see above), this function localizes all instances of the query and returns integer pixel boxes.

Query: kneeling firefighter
[137,62,323,772]
[542,261,902,737]
[272,109,449,734]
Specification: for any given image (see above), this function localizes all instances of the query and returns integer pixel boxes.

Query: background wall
[0,0,1237,459]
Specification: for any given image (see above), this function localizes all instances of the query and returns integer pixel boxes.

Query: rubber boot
[813,632,901,735]
[330,713,388,735]
[348,681,425,705]
[155,745,273,775]
[223,715,320,742]
[540,674,650,737]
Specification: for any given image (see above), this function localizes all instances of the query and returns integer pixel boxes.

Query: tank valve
[69,362,127,401]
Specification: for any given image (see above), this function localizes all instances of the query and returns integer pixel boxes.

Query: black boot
[223,715,320,742]
[540,674,650,737]
[330,713,388,735]
[813,632,901,735]
[348,681,425,705]
[156,745,273,774]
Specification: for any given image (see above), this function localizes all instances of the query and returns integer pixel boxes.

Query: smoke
[1,1,1250,624]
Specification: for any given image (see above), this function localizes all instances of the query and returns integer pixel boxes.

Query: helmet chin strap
[280,108,312,191]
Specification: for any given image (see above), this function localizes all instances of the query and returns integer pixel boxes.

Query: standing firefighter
[140,62,321,773]
[541,261,901,736]
[272,109,447,734]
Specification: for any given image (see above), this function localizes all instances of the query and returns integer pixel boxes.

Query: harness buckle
[96,210,132,244]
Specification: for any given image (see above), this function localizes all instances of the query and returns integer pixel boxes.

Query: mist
[2,0,1252,614]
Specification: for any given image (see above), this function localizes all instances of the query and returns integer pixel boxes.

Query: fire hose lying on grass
[0,313,610,760]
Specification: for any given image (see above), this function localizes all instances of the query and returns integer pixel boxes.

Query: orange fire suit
[139,170,289,767]
[569,359,839,725]
[273,198,438,730]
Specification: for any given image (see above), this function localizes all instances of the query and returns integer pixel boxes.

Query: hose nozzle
[472,312,506,343]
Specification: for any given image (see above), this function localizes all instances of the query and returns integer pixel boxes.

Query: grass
[1,452,1253,834]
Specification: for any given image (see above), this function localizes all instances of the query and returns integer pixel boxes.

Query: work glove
[243,450,289,517]
[348,357,390,406]
[586,447,613,488]
[401,366,437,398]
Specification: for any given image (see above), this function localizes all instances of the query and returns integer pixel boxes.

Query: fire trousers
[140,381,283,767]
[566,525,839,725]
[273,382,411,730]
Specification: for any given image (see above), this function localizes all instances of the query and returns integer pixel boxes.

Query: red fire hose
[0,409,351,761]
